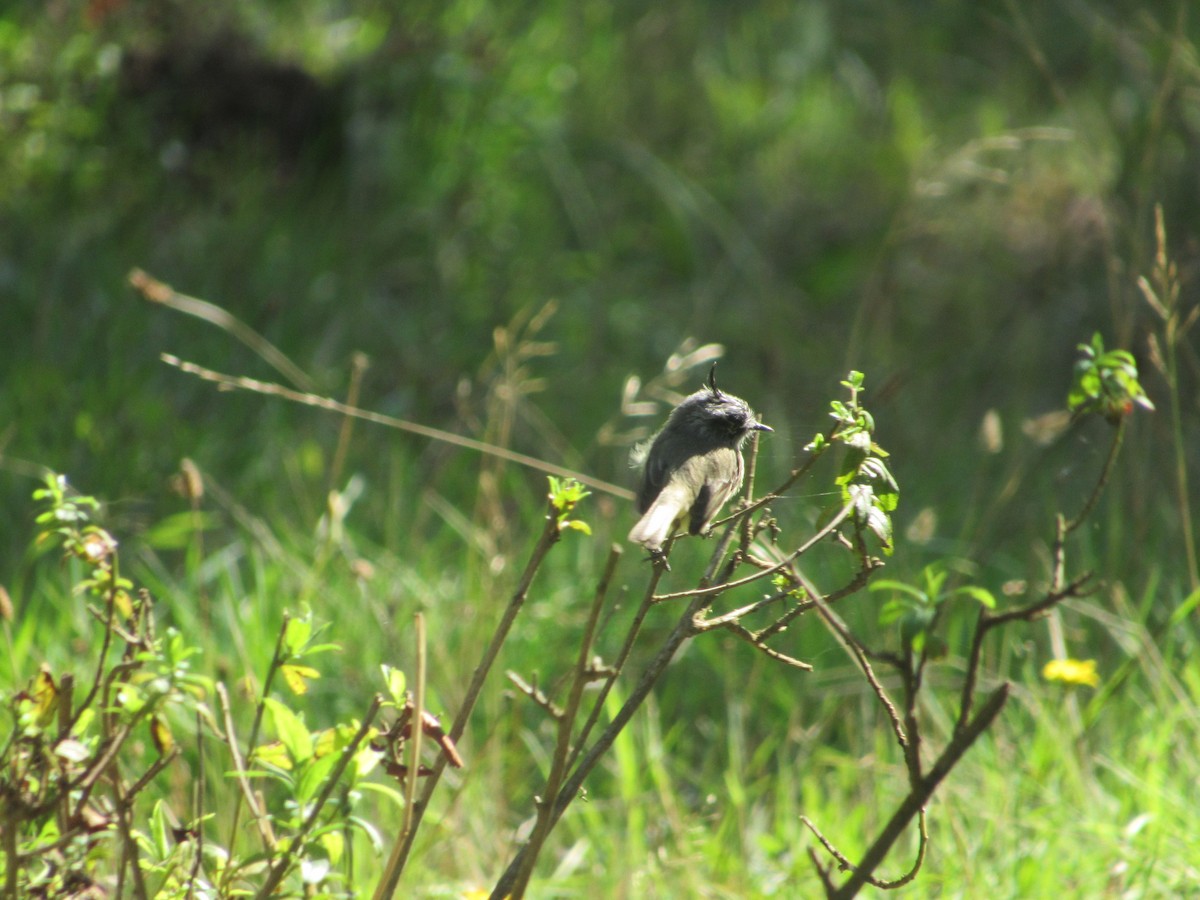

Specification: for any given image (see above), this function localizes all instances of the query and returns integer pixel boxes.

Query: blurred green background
[3,0,1195,545]
[2,0,1199,894]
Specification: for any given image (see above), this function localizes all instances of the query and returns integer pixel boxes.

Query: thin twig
[110,770,149,900]
[695,593,791,630]
[402,614,427,845]
[130,269,315,391]
[374,508,563,899]
[714,622,813,670]
[187,707,205,898]
[214,683,275,854]
[801,808,928,890]
[68,586,118,736]
[328,352,369,498]
[506,671,563,719]
[122,748,178,799]
[655,504,853,603]
[565,545,670,774]
[223,615,291,867]
[825,685,1009,899]
[161,354,635,501]
[757,561,881,643]
[794,566,909,756]
[1064,415,1126,535]
[506,545,622,897]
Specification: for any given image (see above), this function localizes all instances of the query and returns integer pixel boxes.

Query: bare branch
[793,567,909,756]
[712,621,814,670]
[506,671,563,719]
[654,504,853,603]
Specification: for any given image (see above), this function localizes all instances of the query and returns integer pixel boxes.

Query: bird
[628,365,772,559]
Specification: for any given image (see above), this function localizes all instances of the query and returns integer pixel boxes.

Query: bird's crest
[707,362,723,398]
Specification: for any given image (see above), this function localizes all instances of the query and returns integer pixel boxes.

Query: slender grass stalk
[373,507,563,898]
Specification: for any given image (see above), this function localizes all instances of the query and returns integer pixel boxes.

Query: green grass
[4,426,1198,896]
[3,2,1200,896]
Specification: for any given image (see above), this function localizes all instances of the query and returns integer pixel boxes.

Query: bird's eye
[723,412,747,432]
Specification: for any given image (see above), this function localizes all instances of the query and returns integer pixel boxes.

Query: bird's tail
[627,483,691,552]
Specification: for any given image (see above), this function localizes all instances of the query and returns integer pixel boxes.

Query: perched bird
[628,366,772,558]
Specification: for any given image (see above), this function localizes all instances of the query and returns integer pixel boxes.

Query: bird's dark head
[672,371,772,447]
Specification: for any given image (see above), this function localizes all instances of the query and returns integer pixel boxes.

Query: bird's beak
[752,422,773,432]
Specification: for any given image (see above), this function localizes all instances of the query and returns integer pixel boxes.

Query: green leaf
[296,752,339,805]
[250,741,294,772]
[381,664,406,704]
[321,830,345,866]
[150,800,172,861]
[1168,587,1200,627]
[863,504,893,550]
[870,579,930,603]
[284,615,313,656]
[951,585,997,609]
[264,696,313,764]
[878,597,914,626]
[357,780,408,809]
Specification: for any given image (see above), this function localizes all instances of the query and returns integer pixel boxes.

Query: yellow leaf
[33,666,59,727]
[320,830,345,866]
[252,741,293,771]
[113,589,134,619]
[281,664,320,695]
[150,715,175,756]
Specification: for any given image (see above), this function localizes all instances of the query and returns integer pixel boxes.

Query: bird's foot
[646,548,671,571]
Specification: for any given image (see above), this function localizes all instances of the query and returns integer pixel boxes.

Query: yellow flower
[1042,658,1099,687]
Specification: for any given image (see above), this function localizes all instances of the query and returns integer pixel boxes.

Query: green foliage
[824,371,900,553]
[1,1,1198,894]
[0,474,390,898]
[547,475,592,535]
[1068,332,1154,423]
[874,563,995,656]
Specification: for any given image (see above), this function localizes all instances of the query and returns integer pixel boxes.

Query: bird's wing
[636,436,674,513]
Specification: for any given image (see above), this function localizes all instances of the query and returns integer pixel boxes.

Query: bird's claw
[646,548,671,571]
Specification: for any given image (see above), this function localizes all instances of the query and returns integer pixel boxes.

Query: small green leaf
[295,752,339,804]
[321,830,345,866]
[284,615,313,656]
[381,665,407,704]
[870,579,930,603]
[251,741,294,771]
[264,697,313,764]
[951,585,997,609]
[878,597,913,626]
